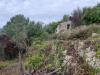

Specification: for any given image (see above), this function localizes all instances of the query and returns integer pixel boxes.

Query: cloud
[0,0,100,28]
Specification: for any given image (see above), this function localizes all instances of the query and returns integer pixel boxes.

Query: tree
[27,21,46,41]
[45,22,59,34]
[82,3,100,25]
[2,15,33,54]
[62,15,69,22]
[71,8,83,26]
[3,14,29,41]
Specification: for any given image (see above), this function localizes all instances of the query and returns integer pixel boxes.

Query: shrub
[91,35,100,58]
[26,55,44,70]
[0,62,8,69]
[56,26,92,40]
[68,29,92,40]
[45,40,64,73]
[32,40,48,50]
[93,26,100,33]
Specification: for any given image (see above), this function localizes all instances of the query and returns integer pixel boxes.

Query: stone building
[56,20,73,33]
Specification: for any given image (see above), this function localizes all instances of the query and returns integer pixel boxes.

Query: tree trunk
[19,52,24,75]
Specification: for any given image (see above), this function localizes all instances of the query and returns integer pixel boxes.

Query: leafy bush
[82,6,100,24]
[32,40,49,50]
[26,55,44,70]
[91,35,100,58]
[68,29,92,40]
[96,51,100,58]
[95,41,100,58]
[79,62,96,75]
[45,40,64,73]
[56,26,92,40]
[0,62,8,69]
[91,25,100,33]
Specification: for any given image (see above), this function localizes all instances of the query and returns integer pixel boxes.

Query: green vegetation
[0,62,8,69]
[82,4,100,24]
[26,55,44,70]
[0,3,100,75]
[92,36,100,58]
[61,15,69,22]
[32,41,49,50]
[0,59,18,69]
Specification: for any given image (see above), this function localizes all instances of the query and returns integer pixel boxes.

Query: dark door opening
[67,24,70,29]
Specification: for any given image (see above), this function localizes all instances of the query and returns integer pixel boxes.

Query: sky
[0,0,100,28]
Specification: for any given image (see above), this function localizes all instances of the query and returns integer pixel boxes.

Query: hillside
[0,25,100,75]
[0,3,100,75]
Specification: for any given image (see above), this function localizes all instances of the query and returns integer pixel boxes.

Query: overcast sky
[0,0,100,28]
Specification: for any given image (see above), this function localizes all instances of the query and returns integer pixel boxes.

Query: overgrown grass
[0,61,8,69]
[0,59,19,69]
[91,35,100,58]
